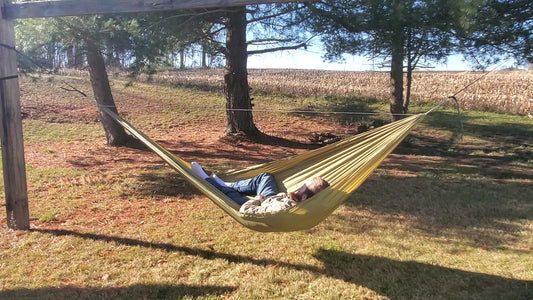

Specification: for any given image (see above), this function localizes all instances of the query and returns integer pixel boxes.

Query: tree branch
[246,4,304,24]
[247,42,307,55]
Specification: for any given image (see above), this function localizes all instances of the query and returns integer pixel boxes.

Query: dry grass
[0,72,532,299]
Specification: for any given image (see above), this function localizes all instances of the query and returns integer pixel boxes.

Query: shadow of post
[0,284,236,300]
[30,229,322,272]
[314,248,532,299]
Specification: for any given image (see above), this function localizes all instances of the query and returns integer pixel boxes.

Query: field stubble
[99,68,533,116]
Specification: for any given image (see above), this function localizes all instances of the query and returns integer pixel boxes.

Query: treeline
[19,39,223,71]
[15,15,228,72]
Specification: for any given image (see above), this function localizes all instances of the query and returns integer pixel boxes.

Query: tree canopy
[457,0,533,68]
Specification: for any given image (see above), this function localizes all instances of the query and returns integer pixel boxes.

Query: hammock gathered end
[100,106,424,232]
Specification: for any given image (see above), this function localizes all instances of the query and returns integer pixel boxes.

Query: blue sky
[248,47,473,71]
[247,44,494,71]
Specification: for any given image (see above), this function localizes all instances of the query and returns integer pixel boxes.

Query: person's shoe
[191,162,209,179]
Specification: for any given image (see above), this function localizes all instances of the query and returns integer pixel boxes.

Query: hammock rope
[100,105,426,232]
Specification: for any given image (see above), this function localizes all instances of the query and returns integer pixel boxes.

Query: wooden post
[0,0,30,230]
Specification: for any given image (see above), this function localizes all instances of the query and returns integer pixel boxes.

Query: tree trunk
[46,41,55,68]
[224,6,258,135]
[404,66,413,114]
[179,49,185,70]
[390,44,404,120]
[389,0,406,121]
[74,44,84,69]
[105,41,120,69]
[66,45,75,68]
[201,44,208,68]
[86,39,132,146]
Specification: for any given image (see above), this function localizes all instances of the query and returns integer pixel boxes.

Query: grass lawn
[0,73,531,299]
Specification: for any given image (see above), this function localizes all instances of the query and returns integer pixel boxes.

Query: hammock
[100,106,424,232]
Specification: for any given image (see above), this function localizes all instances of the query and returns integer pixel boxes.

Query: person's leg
[229,173,279,197]
[191,162,229,187]
[205,178,249,205]
[192,162,247,205]
[211,173,228,187]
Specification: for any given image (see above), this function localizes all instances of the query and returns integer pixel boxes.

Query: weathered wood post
[0,0,30,230]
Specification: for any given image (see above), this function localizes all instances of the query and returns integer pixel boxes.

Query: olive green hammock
[100,106,425,232]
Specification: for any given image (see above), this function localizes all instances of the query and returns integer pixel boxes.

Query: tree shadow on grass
[31,228,322,272]
[425,111,533,139]
[0,284,235,300]
[399,111,533,161]
[314,249,532,300]
[134,172,199,198]
[355,111,533,247]
[28,229,532,299]
[339,176,532,249]
[317,95,380,117]
[219,131,321,150]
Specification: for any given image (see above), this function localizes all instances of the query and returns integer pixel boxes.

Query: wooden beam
[0,0,29,230]
[2,0,308,19]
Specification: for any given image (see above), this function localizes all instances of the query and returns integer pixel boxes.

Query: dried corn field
[62,68,533,115]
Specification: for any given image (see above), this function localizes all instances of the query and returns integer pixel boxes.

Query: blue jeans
[206,173,279,205]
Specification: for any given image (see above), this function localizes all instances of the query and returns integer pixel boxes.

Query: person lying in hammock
[191,162,329,215]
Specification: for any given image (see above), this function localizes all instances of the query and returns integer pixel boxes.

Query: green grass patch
[38,212,60,223]
[23,120,103,144]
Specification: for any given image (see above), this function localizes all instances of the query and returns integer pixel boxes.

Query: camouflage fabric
[239,193,297,215]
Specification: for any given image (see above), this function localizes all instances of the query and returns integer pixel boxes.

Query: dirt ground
[22,109,344,172]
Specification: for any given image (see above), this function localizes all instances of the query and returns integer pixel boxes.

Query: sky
[247,45,515,71]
